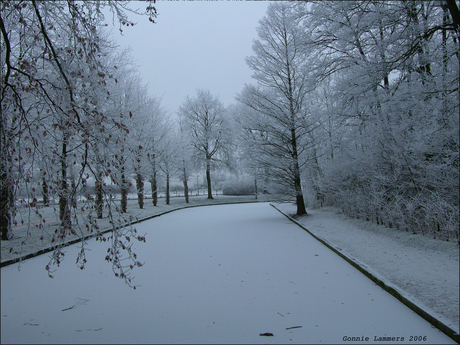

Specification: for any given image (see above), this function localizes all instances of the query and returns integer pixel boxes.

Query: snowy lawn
[1,203,455,344]
[1,194,270,264]
[273,203,459,336]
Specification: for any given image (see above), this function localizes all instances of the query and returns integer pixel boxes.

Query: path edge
[0,199,264,268]
[270,203,460,344]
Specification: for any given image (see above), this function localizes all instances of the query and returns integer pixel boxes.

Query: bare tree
[178,89,231,200]
[177,119,195,203]
[158,128,178,205]
[144,101,168,207]
[125,78,156,210]
[0,0,157,286]
[237,2,317,216]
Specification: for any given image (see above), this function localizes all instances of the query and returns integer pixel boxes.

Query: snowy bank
[272,203,459,337]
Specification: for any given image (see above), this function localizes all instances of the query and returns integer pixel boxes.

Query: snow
[272,203,459,335]
[1,202,456,344]
[0,195,262,264]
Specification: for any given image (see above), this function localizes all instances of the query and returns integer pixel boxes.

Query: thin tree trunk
[0,153,11,240]
[70,177,77,209]
[165,171,170,205]
[42,176,49,207]
[206,156,213,199]
[263,168,269,194]
[136,154,144,209]
[94,147,103,218]
[120,162,127,213]
[151,154,157,206]
[442,4,449,124]
[183,179,189,203]
[59,135,71,231]
[182,164,189,203]
[136,172,144,209]
[95,178,103,219]
[151,176,157,206]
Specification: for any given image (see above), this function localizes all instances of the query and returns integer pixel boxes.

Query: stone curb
[1,199,264,268]
[270,203,460,344]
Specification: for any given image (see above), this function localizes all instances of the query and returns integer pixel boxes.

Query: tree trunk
[70,177,77,209]
[182,164,189,203]
[263,168,269,194]
[0,155,11,241]
[120,163,127,213]
[0,193,10,241]
[95,178,103,219]
[136,172,144,209]
[42,176,49,207]
[59,136,71,231]
[254,178,258,200]
[150,176,157,206]
[290,130,307,216]
[442,4,449,124]
[289,112,306,214]
[294,177,307,216]
[183,179,189,203]
[0,22,11,241]
[206,157,213,199]
[292,127,307,216]
[284,42,307,216]
[446,0,460,31]
[94,149,103,218]
[136,154,143,209]
[165,171,170,205]
[150,154,157,206]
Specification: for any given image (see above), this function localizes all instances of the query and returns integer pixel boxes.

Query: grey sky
[106,1,269,115]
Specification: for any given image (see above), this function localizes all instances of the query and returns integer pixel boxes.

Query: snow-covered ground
[1,194,269,264]
[273,203,459,336]
[1,203,456,344]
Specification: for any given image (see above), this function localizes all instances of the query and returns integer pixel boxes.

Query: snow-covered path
[0,203,455,344]
[273,203,459,335]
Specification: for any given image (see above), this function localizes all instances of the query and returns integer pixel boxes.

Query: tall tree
[145,100,168,206]
[158,127,178,205]
[178,89,230,200]
[237,2,316,216]
[125,77,155,210]
[177,119,194,203]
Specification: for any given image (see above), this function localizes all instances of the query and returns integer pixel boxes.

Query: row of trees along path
[1,1,459,286]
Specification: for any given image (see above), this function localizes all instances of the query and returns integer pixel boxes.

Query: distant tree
[177,119,195,203]
[158,127,178,205]
[178,89,231,200]
[125,78,156,210]
[229,103,264,199]
[145,101,168,206]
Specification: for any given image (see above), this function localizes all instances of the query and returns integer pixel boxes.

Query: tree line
[0,0,235,286]
[235,1,459,243]
[1,1,458,285]
[1,0,160,286]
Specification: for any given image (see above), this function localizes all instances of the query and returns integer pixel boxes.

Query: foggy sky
[105,1,269,116]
